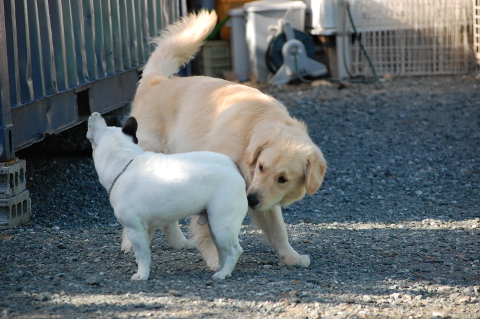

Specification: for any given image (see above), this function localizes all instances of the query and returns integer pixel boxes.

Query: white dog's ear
[305,147,327,195]
[122,117,138,144]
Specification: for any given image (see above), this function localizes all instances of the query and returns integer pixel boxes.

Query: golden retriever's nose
[247,193,259,208]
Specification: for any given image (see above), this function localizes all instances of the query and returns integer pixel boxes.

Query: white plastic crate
[346,0,476,76]
[228,8,250,82]
[199,41,231,78]
[244,1,306,83]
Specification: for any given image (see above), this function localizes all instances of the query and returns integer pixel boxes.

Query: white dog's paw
[212,271,231,280]
[297,254,311,267]
[130,272,149,281]
[282,254,310,268]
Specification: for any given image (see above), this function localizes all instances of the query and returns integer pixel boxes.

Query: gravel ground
[1,74,479,319]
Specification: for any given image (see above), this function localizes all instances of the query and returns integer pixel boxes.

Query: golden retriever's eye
[259,164,264,172]
[278,176,288,184]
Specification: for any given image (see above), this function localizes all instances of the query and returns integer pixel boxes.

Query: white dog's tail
[141,10,217,80]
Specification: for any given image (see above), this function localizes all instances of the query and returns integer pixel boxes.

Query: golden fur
[130,11,327,268]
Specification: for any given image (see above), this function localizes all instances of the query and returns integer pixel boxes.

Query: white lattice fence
[348,0,476,76]
[475,0,480,63]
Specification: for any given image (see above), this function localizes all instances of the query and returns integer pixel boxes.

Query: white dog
[86,112,248,280]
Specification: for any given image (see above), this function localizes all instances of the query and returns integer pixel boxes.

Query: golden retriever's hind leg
[121,227,133,253]
[162,221,196,250]
[251,205,310,267]
[189,215,219,270]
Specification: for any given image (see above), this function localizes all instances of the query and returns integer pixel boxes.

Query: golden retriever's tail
[141,10,217,79]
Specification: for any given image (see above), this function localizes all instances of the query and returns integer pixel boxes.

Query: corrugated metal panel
[4,0,182,106]
[0,0,14,161]
[0,0,184,160]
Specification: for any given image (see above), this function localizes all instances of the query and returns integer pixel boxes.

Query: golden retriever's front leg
[251,205,310,267]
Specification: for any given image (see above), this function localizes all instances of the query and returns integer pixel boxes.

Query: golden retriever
[130,11,327,268]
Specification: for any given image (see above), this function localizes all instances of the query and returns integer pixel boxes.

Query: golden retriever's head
[245,122,327,211]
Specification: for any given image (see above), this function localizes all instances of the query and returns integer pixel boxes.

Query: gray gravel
[1,75,479,319]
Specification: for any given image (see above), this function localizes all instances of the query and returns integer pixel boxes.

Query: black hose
[345,1,379,83]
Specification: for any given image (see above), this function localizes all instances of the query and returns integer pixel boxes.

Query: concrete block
[0,190,31,229]
[0,158,27,198]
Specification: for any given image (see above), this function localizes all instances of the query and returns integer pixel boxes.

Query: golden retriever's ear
[305,148,327,195]
[245,133,270,165]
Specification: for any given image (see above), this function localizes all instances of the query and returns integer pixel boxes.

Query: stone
[169,290,182,297]
[455,295,470,304]
[362,295,373,303]
[311,80,333,88]
[34,293,49,301]
[85,275,102,286]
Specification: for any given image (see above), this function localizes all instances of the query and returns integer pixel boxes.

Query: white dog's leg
[209,228,226,273]
[125,226,151,281]
[189,215,219,270]
[209,213,244,280]
[211,241,242,280]
[251,205,310,267]
[121,227,133,253]
[162,221,196,250]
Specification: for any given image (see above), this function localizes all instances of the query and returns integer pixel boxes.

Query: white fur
[87,112,247,280]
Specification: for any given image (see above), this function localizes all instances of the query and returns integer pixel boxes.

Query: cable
[341,0,355,79]
[344,1,379,83]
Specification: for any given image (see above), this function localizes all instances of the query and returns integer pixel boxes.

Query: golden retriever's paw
[184,240,197,249]
[121,240,133,253]
[200,254,220,271]
[282,254,311,268]
[171,239,196,250]
[130,272,149,281]
[206,261,220,272]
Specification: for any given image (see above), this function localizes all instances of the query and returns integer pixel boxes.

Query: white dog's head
[86,112,139,151]
[86,112,141,172]
[87,113,142,188]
